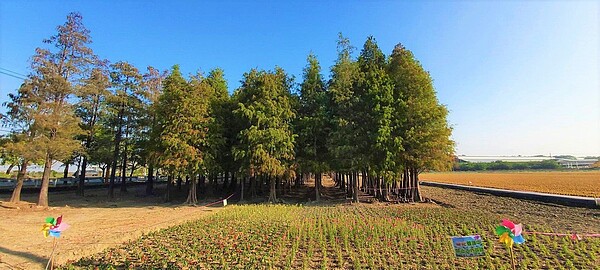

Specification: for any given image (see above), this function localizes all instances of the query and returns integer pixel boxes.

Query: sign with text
[451,235,485,258]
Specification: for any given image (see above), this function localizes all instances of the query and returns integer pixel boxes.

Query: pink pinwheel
[496,219,525,248]
[495,219,525,270]
[41,215,69,238]
[41,215,69,270]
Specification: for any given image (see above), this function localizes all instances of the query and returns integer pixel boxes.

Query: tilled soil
[421,186,600,233]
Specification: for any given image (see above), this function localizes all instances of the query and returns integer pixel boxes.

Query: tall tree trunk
[9,160,28,203]
[120,151,128,193]
[228,172,237,193]
[105,166,111,184]
[257,175,264,196]
[401,167,409,201]
[268,175,277,203]
[346,173,351,198]
[411,168,422,202]
[38,154,52,207]
[185,175,198,205]
[373,174,378,197]
[346,173,352,199]
[109,107,125,198]
[352,171,359,203]
[379,176,384,201]
[249,175,256,199]
[295,172,301,187]
[108,142,121,199]
[177,176,182,191]
[381,178,390,202]
[165,175,173,202]
[63,161,70,179]
[146,163,154,195]
[222,172,229,195]
[240,176,245,201]
[78,156,88,196]
[315,173,321,202]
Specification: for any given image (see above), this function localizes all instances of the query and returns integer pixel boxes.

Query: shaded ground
[281,175,348,204]
[0,184,221,270]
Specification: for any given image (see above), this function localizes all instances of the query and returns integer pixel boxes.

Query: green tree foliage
[76,66,110,195]
[106,61,144,197]
[3,88,42,203]
[354,36,396,201]
[233,68,296,202]
[328,33,361,202]
[140,66,165,195]
[328,33,359,174]
[5,12,95,206]
[2,15,456,206]
[0,135,18,175]
[297,53,329,201]
[204,69,237,196]
[86,126,115,179]
[157,65,211,204]
[388,43,454,201]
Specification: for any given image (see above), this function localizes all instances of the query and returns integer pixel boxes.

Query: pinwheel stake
[495,219,525,270]
[41,215,69,270]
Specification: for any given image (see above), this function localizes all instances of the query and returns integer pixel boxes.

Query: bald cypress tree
[2,94,44,203]
[106,61,143,197]
[140,66,165,196]
[4,12,95,207]
[297,53,329,201]
[388,44,454,202]
[233,68,296,203]
[204,68,232,196]
[354,36,395,201]
[76,66,110,196]
[157,65,211,204]
[328,33,360,202]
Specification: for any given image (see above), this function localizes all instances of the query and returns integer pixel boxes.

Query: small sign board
[451,235,485,257]
[222,199,227,207]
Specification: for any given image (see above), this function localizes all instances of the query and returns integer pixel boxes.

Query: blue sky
[1,0,598,157]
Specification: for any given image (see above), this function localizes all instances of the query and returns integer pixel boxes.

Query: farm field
[420,171,600,197]
[63,203,600,269]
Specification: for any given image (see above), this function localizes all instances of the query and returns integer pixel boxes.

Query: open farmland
[62,203,600,270]
[420,171,600,197]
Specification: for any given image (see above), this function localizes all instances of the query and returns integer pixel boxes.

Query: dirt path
[280,175,348,204]
[0,184,221,270]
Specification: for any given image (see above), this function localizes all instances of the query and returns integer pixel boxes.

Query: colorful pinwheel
[41,215,69,238]
[495,219,525,270]
[495,219,525,248]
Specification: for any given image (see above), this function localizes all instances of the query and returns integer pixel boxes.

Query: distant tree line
[455,160,561,171]
[0,12,454,206]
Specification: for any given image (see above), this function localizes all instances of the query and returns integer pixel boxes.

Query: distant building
[554,159,598,169]
[456,156,599,169]
[456,156,554,163]
[73,167,103,177]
